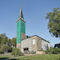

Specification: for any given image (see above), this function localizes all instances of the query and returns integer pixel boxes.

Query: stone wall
[21,36,51,53]
[41,40,50,50]
[21,38,33,53]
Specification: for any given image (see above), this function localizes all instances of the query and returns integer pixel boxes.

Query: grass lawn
[0,54,60,60]
[11,54,60,60]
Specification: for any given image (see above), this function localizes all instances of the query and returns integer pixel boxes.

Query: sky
[0,0,60,46]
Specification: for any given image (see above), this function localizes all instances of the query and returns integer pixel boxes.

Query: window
[33,39,36,45]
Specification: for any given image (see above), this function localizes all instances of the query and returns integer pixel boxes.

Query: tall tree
[0,33,8,45]
[11,38,16,48]
[46,8,60,37]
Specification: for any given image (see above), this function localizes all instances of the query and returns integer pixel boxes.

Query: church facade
[16,9,51,54]
[21,35,50,54]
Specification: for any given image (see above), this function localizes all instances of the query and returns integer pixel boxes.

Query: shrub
[46,47,53,54]
[0,45,12,54]
[1,45,12,53]
[46,47,60,54]
[52,48,60,54]
[12,48,24,56]
[0,48,4,54]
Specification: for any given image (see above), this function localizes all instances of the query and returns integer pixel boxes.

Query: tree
[1,45,11,52]
[7,39,12,47]
[11,38,16,48]
[46,8,60,37]
[0,33,12,53]
[0,33,8,46]
[0,33,17,54]
[0,45,12,54]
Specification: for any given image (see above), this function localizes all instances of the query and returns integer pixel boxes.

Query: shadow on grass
[9,59,30,60]
[0,57,30,60]
[0,58,8,60]
[10,58,30,60]
[10,59,17,60]
[0,58,17,60]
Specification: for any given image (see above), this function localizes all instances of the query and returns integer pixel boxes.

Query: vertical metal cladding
[16,8,25,48]
[16,19,25,44]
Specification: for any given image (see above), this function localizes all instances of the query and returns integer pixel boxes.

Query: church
[16,8,51,54]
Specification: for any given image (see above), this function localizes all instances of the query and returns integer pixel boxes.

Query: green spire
[20,8,24,19]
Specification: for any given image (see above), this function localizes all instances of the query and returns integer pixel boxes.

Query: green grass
[17,54,60,60]
[0,56,9,58]
[0,54,60,60]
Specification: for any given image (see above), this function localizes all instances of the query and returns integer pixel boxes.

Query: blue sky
[0,0,60,46]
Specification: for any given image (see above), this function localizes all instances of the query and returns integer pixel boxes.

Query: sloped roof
[25,35,50,43]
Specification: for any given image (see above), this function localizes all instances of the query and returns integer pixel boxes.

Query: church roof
[16,8,25,22]
[25,35,50,43]
[20,8,24,19]
[32,35,50,43]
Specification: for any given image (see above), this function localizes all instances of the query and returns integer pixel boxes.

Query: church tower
[16,8,26,48]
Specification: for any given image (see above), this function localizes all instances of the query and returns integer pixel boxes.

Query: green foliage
[46,8,60,37]
[0,45,12,54]
[11,38,16,48]
[0,33,8,45]
[53,48,60,54]
[46,47,60,54]
[12,48,24,56]
[46,47,53,54]
[0,33,10,54]
[0,48,4,54]
[0,33,16,54]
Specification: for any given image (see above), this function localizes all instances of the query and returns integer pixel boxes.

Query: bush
[0,45,12,54]
[12,48,24,56]
[52,48,60,54]
[0,48,4,54]
[46,47,60,54]
[46,47,53,54]
[0,45,12,53]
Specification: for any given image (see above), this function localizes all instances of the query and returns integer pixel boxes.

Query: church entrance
[23,48,29,54]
